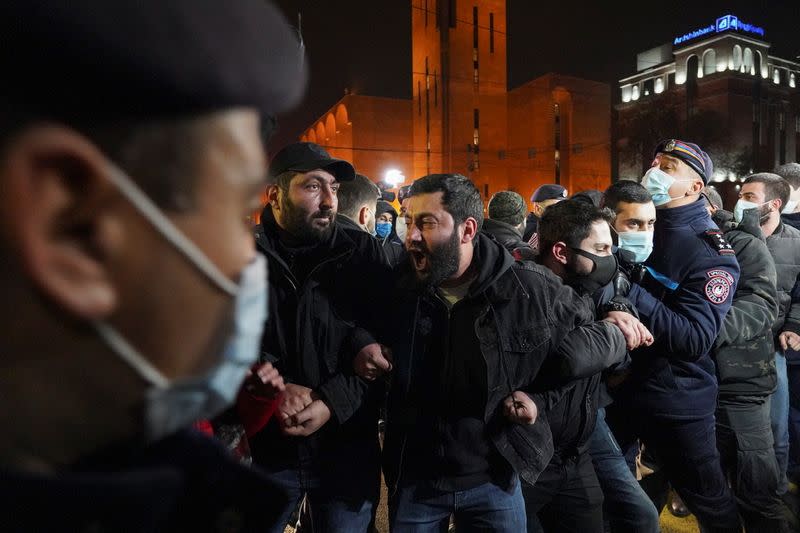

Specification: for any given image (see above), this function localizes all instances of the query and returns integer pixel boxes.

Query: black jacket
[782,211,800,231]
[0,430,289,532]
[383,233,626,491]
[712,209,779,397]
[523,212,539,242]
[765,221,800,340]
[250,207,390,470]
[482,219,536,261]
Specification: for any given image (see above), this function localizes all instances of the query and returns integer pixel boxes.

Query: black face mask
[568,248,618,293]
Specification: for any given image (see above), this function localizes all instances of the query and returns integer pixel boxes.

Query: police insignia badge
[702,230,735,255]
[704,269,734,304]
[664,140,676,152]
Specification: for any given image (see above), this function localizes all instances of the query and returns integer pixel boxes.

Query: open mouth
[409,250,428,272]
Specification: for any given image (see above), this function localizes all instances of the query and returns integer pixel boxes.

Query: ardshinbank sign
[674,15,765,46]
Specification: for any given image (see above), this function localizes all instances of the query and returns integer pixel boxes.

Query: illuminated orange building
[300,0,612,205]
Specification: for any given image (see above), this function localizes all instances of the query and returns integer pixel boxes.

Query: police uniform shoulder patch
[704,269,734,305]
[702,230,735,255]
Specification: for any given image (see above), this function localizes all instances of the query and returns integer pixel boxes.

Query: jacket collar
[483,218,524,240]
[655,196,710,228]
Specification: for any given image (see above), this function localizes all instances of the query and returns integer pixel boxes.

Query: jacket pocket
[500,325,551,385]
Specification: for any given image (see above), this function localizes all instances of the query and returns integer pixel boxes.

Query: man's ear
[460,217,479,243]
[358,205,370,226]
[1,125,124,320]
[552,241,570,265]
[266,184,280,209]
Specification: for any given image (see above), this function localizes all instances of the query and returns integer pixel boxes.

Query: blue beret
[654,139,714,184]
[0,0,307,123]
[531,184,568,203]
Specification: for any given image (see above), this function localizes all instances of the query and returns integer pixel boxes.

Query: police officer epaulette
[702,229,735,255]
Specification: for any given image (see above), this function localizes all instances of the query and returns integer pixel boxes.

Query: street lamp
[385,168,405,187]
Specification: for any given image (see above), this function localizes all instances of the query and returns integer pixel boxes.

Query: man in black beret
[523,184,568,245]
[0,1,306,531]
[249,142,391,532]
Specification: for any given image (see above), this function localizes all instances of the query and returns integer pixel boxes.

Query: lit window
[790,72,796,89]
[773,68,781,84]
[632,85,640,100]
[654,78,664,94]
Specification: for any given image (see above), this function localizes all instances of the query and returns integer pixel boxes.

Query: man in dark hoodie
[250,142,391,532]
[382,174,634,532]
[704,188,788,532]
[484,191,536,261]
[336,172,381,235]
[375,200,406,267]
[527,200,654,533]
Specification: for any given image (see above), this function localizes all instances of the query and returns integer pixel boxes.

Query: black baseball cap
[268,142,355,182]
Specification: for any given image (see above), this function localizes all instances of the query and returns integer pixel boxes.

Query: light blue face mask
[95,166,267,442]
[783,200,797,214]
[395,216,408,242]
[616,230,654,263]
[375,221,392,239]
[641,167,692,207]
[733,199,769,224]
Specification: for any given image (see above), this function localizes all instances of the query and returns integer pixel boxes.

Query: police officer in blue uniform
[609,140,742,533]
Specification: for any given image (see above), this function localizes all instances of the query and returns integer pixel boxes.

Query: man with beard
[383,174,634,531]
[738,173,800,503]
[527,200,655,533]
[249,142,391,532]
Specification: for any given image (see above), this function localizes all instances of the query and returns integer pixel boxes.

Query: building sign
[673,14,765,46]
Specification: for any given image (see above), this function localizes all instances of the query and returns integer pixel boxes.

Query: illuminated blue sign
[674,14,765,45]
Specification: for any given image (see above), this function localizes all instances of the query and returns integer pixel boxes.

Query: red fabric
[236,388,282,438]
[193,419,215,436]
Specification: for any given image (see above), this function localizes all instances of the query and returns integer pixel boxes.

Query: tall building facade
[616,14,800,188]
[300,0,612,205]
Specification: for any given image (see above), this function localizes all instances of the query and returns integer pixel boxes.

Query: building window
[473,108,480,146]
[489,13,494,53]
[774,68,781,85]
[424,0,428,26]
[791,72,797,89]
[473,6,478,49]
[528,147,537,159]
[554,103,561,151]
[643,79,654,97]
[448,0,456,28]
[498,150,506,160]
[631,85,640,101]
[654,77,664,94]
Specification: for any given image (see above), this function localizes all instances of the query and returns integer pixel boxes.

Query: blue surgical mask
[616,230,654,263]
[375,221,392,239]
[95,166,267,442]
[641,167,692,207]
[395,216,408,242]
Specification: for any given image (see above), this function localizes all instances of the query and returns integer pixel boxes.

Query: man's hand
[278,383,314,422]
[242,362,285,399]
[603,311,654,350]
[353,343,393,381]
[779,331,800,352]
[281,399,332,437]
[503,391,538,425]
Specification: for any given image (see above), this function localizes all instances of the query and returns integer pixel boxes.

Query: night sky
[270,0,799,151]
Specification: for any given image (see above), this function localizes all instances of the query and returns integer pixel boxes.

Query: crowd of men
[3,2,800,533]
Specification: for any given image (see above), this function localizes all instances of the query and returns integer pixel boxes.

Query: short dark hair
[743,172,791,210]
[337,173,380,218]
[1,111,225,212]
[602,180,653,212]
[538,199,613,256]
[410,173,483,229]
[703,186,723,211]
[774,163,800,189]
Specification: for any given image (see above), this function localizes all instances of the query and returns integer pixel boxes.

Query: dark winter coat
[383,233,626,492]
[250,207,391,472]
[482,218,537,261]
[712,209,779,397]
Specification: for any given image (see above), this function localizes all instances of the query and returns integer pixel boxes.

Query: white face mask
[395,216,408,242]
[95,166,267,442]
[783,200,798,214]
[733,199,769,224]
